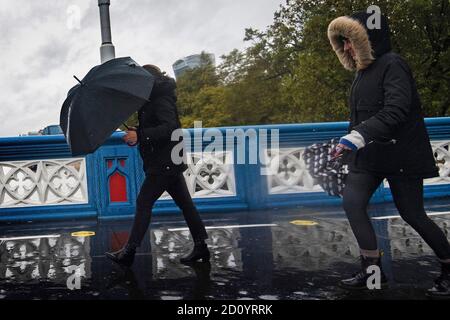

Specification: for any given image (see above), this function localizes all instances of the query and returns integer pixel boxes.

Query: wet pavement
[0,199,449,300]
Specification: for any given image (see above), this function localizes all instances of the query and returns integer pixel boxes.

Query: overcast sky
[0,0,284,137]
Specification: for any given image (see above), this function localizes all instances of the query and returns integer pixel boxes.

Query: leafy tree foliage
[125,0,449,130]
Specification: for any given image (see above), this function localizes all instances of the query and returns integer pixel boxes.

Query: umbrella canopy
[303,138,350,197]
[60,57,154,156]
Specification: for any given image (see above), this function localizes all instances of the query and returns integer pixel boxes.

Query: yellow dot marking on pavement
[290,220,319,226]
[71,231,96,237]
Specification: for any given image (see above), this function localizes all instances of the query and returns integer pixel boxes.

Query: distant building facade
[20,125,63,136]
[41,125,63,135]
[172,53,215,78]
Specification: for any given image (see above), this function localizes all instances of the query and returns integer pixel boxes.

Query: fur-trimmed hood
[327,12,392,71]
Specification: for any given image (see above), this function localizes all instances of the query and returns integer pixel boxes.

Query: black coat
[328,12,439,178]
[136,76,188,175]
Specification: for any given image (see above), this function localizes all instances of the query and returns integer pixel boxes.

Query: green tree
[127,0,449,130]
[176,52,220,122]
[228,0,449,122]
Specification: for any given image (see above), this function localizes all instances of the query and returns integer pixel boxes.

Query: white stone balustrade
[0,158,88,208]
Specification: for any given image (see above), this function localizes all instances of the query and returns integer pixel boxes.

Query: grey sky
[0,0,284,137]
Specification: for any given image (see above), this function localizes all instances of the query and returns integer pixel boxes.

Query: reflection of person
[188,261,212,300]
[328,12,450,297]
[106,64,210,267]
[106,268,145,300]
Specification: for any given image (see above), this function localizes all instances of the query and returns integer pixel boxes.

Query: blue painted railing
[1,118,449,222]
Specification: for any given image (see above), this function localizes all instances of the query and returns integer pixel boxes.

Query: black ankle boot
[180,241,210,264]
[427,263,450,299]
[340,255,388,290]
[106,243,137,267]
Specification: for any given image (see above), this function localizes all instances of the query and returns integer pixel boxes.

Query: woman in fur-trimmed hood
[327,12,450,297]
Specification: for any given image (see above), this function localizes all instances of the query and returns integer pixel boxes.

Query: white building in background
[172,53,215,79]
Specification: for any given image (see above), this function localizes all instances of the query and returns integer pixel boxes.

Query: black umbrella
[302,138,350,197]
[60,57,154,156]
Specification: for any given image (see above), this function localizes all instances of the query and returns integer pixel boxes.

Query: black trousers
[343,170,450,260]
[128,173,208,247]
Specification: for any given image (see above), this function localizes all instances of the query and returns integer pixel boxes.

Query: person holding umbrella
[105,64,210,267]
[327,12,450,297]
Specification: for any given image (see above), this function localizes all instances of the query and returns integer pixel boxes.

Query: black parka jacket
[328,12,439,178]
[136,76,188,175]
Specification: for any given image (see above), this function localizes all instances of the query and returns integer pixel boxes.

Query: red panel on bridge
[109,172,128,202]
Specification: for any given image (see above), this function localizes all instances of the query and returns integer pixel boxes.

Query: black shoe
[105,244,137,267]
[340,255,388,290]
[427,263,450,299]
[180,242,210,264]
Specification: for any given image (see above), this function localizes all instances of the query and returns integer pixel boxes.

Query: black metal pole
[98,0,115,63]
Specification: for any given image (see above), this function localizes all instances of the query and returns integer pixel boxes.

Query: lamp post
[98,0,115,63]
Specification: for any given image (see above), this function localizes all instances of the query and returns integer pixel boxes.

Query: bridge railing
[1,118,449,222]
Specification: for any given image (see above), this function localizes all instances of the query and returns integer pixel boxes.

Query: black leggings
[343,170,450,260]
[128,173,208,247]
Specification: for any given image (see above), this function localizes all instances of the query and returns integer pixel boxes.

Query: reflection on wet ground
[0,199,449,300]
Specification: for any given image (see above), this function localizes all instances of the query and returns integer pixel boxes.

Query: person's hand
[331,143,352,160]
[123,128,138,146]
